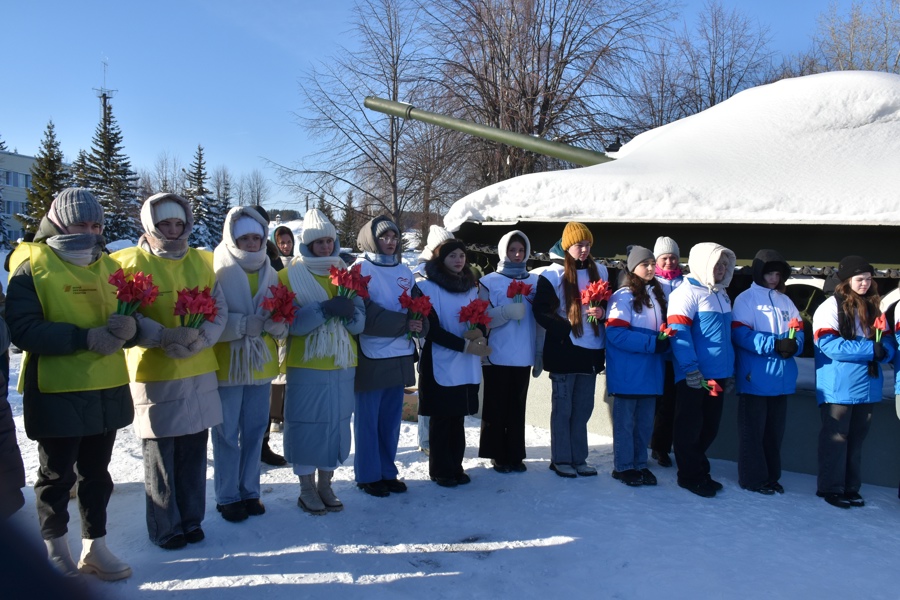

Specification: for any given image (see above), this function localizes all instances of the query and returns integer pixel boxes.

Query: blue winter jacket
[732,282,804,396]
[668,277,734,382]
[813,295,894,405]
[606,288,666,396]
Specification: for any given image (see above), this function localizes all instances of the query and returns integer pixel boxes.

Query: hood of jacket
[751,248,790,291]
[270,225,295,258]
[141,192,194,241]
[688,242,736,292]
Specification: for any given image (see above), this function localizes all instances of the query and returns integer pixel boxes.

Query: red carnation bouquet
[399,290,433,339]
[788,317,803,340]
[261,283,298,325]
[459,298,491,330]
[580,279,612,324]
[873,314,889,343]
[702,379,723,397]
[174,286,219,328]
[108,268,159,316]
[658,322,676,340]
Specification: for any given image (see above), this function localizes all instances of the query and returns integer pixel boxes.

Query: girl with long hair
[532,222,608,478]
[606,246,668,487]
[812,256,893,508]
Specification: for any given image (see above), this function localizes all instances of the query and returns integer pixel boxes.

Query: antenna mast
[92,58,118,119]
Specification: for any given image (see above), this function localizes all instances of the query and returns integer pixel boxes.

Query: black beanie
[837,255,874,282]
[436,239,466,261]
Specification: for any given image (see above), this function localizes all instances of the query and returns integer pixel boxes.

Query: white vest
[416,279,481,387]
[481,271,538,367]
[354,259,416,359]
[540,263,607,350]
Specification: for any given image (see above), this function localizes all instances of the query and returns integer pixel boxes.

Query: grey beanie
[653,236,679,259]
[627,245,655,272]
[49,188,104,230]
[374,219,400,239]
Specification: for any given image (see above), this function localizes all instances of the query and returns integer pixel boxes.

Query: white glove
[502,302,526,321]
[244,314,266,337]
[263,318,289,340]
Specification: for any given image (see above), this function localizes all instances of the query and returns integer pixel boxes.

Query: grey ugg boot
[298,474,326,515]
[45,534,79,577]
[78,536,132,581]
[316,469,344,512]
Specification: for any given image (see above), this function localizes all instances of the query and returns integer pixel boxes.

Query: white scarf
[287,254,355,369]
[213,242,279,384]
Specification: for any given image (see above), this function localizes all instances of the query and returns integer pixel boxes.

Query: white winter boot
[297,474,326,515]
[78,536,133,581]
[45,534,79,577]
[316,469,344,512]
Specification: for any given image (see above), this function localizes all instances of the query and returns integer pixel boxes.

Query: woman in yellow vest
[279,208,364,515]
[7,188,135,580]
[211,206,286,522]
[111,193,227,550]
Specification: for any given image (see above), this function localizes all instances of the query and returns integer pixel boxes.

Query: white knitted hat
[419,225,454,261]
[300,208,337,245]
[653,236,679,259]
[153,200,187,223]
[232,215,264,240]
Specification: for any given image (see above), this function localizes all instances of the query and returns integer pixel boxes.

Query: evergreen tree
[338,191,362,252]
[207,176,231,247]
[185,144,214,247]
[0,135,9,247]
[69,150,91,188]
[86,100,142,242]
[20,120,69,233]
[0,134,8,151]
[316,196,336,224]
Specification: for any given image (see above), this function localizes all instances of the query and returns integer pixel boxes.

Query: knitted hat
[300,208,337,245]
[627,245,654,272]
[49,188,104,231]
[436,239,466,261]
[232,215,265,240]
[837,255,874,281]
[419,225,454,261]
[374,219,400,239]
[153,200,186,223]
[653,236,679,259]
[561,222,593,250]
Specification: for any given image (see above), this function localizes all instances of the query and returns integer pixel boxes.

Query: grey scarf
[46,234,105,266]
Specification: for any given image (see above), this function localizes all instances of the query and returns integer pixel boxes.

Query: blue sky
[1,0,850,210]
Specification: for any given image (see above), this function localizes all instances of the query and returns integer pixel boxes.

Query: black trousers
[650,361,677,454]
[673,381,723,486]
[35,431,117,540]
[737,394,787,489]
[429,415,466,479]
[263,383,286,444]
[478,365,530,464]
[817,403,873,495]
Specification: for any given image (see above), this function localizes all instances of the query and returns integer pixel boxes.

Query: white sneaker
[78,536,133,581]
[270,422,283,433]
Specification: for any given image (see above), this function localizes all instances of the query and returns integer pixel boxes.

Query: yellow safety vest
[111,247,219,382]
[8,243,129,393]
[213,271,279,381]
[278,268,358,370]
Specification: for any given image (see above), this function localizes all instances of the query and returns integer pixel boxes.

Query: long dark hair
[563,253,601,338]
[834,279,881,340]
[624,271,667,317]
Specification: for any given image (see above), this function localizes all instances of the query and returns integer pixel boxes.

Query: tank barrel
[363,96,612,167]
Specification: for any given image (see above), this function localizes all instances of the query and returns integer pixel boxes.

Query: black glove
[774,337,798,359]
[321,296,355,319]
[873,340,887,362]
[654,337,670,354]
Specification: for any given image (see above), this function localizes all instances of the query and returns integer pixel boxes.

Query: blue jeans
[354,386,404,484]
[549,372,596,466]
[211,383,271,505]
[418,416,430,450]
[143,430,209,546]
[612,396,656,472]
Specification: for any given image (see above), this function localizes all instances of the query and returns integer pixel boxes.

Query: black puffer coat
[0,313,25,517]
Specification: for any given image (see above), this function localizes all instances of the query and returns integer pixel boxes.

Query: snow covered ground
[6,348,900,599]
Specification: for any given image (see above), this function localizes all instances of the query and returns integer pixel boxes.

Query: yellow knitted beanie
[561,222,593,250]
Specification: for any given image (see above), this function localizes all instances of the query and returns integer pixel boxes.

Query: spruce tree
[69,150,91,188]
[20,120,69,233]
[338,191,361,252]
[0,135,8,151]
[185,145,214,247]
[86,100,142,243]
[207,172,231,247]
